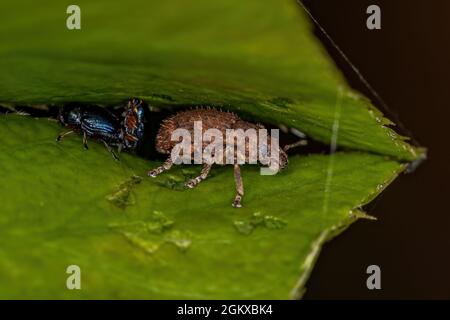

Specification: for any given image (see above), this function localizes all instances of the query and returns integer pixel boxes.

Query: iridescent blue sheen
[62,105,122,145]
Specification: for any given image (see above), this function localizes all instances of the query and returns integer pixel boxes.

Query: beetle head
[59,106,82,128]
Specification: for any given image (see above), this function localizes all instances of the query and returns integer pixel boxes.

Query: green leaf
[0,0,423,299]
[0,115,404,299]
[0,0,421,160]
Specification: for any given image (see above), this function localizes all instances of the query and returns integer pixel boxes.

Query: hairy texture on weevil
[148,107,291,208]
[155,108,287,166]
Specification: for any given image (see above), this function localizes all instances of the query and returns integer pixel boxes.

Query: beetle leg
[102,140,120,161]
[83,132,89,150]
[148,157,173,177]
[232,164,244,208]
[56,130,74,142]
[185,164,212,189]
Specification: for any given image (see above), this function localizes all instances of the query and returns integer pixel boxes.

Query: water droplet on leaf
[233,212,287,235]
[106,175,142,208]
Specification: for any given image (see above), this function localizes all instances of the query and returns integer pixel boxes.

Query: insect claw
[148,157,173,178]
[56,130,74,142]
[185,180,197,189]
[148,170,158,177]
[232,197,242,208]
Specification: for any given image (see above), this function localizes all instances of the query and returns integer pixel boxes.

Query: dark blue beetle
[57,98,145,160]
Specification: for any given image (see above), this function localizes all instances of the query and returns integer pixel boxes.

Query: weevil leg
[232,164,244,208]
[102,140,120,161]
[56,130,74,142]
[148,157,173,177]
[83,132,89,150]
[185,164,212,189]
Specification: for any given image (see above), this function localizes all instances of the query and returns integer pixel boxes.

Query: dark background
[300,0,450,299]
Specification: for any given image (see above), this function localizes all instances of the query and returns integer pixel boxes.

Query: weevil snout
[265,148,289,172]
[277,139,308,170]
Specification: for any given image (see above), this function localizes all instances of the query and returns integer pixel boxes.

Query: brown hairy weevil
[148,107,306,208]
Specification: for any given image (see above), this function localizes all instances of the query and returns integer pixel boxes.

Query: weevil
[147,107,306,208]
[56,99,145,159]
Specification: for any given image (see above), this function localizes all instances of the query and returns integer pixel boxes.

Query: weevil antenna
[283,139,308,152]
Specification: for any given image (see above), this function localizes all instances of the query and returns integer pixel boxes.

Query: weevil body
[147,108,294,208]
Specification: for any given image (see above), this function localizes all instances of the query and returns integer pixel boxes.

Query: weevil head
[259,139,289,173]
[270,138,307,171]
[266,148,288,172]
